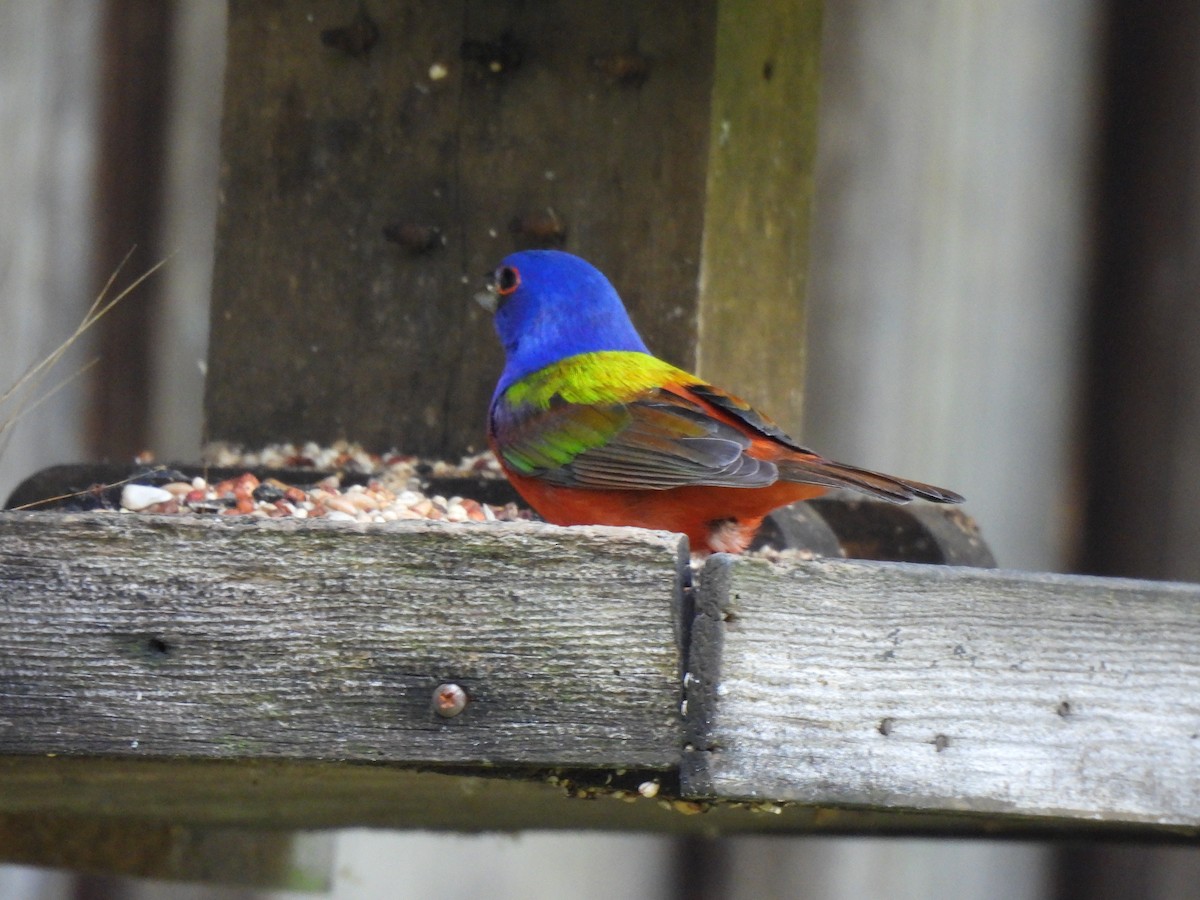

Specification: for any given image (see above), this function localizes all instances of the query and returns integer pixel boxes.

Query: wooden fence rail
[0,511,1197,866]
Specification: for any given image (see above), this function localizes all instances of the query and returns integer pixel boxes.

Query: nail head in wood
[433,683,467,718]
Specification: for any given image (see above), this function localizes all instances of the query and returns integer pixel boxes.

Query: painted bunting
[478,250,962,553]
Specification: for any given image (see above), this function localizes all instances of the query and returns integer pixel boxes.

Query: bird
[477,250,962,554]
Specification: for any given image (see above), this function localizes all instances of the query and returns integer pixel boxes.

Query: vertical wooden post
[697,2,822,436]
[90,0,175,461]
[205,0,823,457]
[1080,0,1200,582]
[1070,2,1200,897]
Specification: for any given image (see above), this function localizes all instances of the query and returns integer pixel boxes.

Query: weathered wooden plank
[205,0,823,459]
[89,0,174,463]
[696,0,822,435]
[0,514,687,767]
[683,556,1200,827]
[1,757,1192,839]
[1,513,1199,839]
[206,0,720,457]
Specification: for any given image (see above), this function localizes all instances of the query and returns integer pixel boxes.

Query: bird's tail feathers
[776,457,964,504]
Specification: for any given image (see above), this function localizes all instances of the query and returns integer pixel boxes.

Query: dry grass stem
[0,251,168,454]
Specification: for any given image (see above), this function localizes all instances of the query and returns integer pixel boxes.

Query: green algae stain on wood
[697,0,824,439]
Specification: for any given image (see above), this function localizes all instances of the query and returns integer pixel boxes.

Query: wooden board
[2,512,1197,839]
[1,756,1191,839]
[696,0,822,435]
[683,555,1200,828]
[0,514,687,767]
[205,0,822,458]
[1080,0,1200,584]
[206,0,716,457]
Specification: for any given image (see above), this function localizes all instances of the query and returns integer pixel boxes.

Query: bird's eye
[496,265,520,295]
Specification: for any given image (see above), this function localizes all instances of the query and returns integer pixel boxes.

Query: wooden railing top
[0,511,1197,841]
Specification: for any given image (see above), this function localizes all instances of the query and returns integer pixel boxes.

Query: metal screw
[433,682,468,717]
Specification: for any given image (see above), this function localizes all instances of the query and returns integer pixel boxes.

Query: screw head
[433,682,468,718]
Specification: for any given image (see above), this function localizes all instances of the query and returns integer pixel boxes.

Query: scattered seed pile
[203,440,505,485]
[57,440,823,557]
[111,441,531,525]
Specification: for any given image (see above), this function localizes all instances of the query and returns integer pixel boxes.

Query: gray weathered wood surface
[1,512,1199,839]
[684,555,1200,828]
[0,513,687,767]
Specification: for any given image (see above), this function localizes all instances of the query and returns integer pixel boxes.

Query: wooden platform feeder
[3,0,1199,890]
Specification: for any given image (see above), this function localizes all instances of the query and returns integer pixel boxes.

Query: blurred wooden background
[3,0,1199,898]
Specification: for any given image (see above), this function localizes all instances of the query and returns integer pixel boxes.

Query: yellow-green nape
[501,351,699,409]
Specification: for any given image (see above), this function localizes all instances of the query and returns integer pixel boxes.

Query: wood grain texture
[697,0,822,437]
[0,513,687,767]
[206,0,718,457]
[683,555,1200,827]
[206,1,823,459]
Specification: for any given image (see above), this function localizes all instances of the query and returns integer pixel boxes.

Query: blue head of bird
[478,250,650,396]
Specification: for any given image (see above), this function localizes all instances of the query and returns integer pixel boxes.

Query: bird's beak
[475,287,498,313]
[475,274,499,313]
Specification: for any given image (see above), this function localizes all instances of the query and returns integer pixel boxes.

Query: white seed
[637,781,660,799]
[121,484,174,511]
[325,496,357,515]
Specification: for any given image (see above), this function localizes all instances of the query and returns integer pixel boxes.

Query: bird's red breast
[497,467,824,553]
